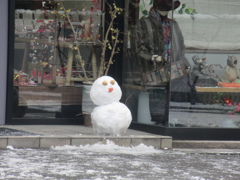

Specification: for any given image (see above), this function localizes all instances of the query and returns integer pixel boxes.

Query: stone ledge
[0,137,7,148]
[7,137,40,148]
[173,140,240,149]
[40,137,71,148]
[0,136,172,149]
[174,148,240,155]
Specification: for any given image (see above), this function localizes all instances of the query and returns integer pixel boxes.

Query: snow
[6,146,15,150]
[53,140,162,155]
[0,141,240,179]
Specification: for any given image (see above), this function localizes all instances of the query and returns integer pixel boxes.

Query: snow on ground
[0,141,240,180]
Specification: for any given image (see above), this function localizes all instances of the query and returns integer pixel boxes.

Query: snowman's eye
[102,80,108,86]
[110,80,115,85]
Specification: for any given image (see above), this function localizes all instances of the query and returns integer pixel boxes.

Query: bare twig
[105,29,119,75]
[59,1,88,81]
[58,0,122,80]
[98,2,122,77]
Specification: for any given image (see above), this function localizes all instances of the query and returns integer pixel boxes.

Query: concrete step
[0,125,172,149]
[173,148,240,154]
[173,140,240,149]
[0,135,172,149]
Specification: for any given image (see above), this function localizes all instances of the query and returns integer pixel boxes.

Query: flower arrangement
[223,97,233,106]
[213,93,240,113]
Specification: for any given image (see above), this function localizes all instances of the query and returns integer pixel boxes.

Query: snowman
[90,76,132,136]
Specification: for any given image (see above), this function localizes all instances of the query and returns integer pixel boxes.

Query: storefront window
[124,0,170,126]
[169,0,240,128]
[124,0,240,129]
[13,0,103,120]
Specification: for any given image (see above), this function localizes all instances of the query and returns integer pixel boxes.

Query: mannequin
[157,10,168,16]
[131,0,191,124]
[151,10,168,63]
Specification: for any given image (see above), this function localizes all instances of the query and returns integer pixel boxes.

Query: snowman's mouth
[108,88,113,92]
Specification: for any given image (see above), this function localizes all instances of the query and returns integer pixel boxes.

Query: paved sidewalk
[1,144,240,179]
[0,125,155,136]
[1,125,240,154]
[0,125,172,149]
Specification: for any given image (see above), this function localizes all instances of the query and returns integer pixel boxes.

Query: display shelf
[18,86,82,106]
[196,87,240,93]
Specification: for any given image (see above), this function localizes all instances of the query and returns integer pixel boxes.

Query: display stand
[123,84,166,125]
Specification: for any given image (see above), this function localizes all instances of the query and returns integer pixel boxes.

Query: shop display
[191,55,218,87]
[224,56,240,83]
[14,0,103,86]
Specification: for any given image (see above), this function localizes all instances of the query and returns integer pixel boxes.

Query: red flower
[224,98,233,106]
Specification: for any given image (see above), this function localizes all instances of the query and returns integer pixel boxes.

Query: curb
[173,148,240,155]
[173,140,240,149]
[0,136,172,149]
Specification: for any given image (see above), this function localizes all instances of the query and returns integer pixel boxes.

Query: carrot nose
[108,88,113,92]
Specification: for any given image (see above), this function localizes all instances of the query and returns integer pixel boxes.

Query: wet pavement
[1,125,240,179]
[0,127,39,136]
[0,142,240,180]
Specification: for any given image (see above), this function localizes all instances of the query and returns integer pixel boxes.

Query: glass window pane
[124,0,240,129]
[169,0,240,128]
[13,0,103,119]
[124,0,170,126]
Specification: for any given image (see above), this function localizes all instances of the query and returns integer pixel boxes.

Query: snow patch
[86,169,98,174]
[6,146,15,150]
[52,140,163,155]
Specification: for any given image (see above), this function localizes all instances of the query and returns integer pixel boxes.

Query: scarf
[149,8,171,62]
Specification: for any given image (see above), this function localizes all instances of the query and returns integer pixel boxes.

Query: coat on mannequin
[130,0,192,124]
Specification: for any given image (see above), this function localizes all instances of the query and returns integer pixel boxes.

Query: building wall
[0,0,8,124]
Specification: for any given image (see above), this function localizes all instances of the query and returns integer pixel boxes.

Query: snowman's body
[91,102,132,136]
[90,76,132,136]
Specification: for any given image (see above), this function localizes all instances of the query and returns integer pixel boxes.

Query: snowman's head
[90,76,122,105]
